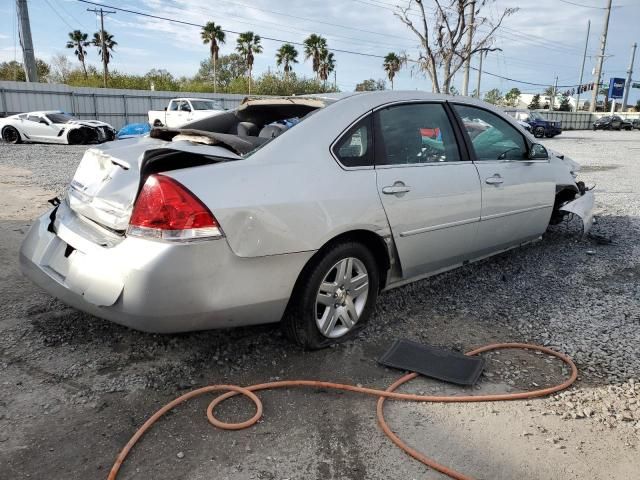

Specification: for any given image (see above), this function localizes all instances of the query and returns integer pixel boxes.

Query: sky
[0,0,639,104]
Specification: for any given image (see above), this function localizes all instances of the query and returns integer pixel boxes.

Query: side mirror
[529,143,548,160]
[164,107,167,111]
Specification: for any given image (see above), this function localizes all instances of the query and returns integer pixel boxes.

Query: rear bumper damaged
[559,190,595,235]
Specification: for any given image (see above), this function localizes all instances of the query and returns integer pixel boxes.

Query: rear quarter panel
[166,99,391,257]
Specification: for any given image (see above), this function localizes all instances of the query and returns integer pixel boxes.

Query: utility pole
[16,0,38,82]
[461,0,475,96]
[475,50,485,99]
[575,20,590,112]
[550,76,558,111]
[622,42,637,111]
[87,7,116,88]
[590,0,613,112]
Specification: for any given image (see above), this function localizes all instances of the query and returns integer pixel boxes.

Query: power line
[75,0,587,89]
[52,0,90,29]
[557,0,607,9]
[198,0,416,42]
[43,0,74,29]
[184,2,416,52]
[76,0,395,59]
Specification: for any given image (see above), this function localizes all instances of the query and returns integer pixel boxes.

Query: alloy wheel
[3,127,19,144]
[315,257,369,338]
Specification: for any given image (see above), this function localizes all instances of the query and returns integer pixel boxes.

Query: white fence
[0,81,247,130]
[3,81,640,131]
[536,110,640,130]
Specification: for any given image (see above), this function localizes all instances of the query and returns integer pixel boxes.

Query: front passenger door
[24,115,54,141]
[452,104,556,256]
[374,102,481,279]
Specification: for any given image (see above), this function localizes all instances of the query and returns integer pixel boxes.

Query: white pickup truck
[148,98,225,128]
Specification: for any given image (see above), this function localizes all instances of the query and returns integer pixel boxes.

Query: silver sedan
[20,91,593,348]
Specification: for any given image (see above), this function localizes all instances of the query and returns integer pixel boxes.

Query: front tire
[533,126,545,138]
[2,126,21,144]
[153,119,163,127]
[282,242,380,349]
[67,129,85,145]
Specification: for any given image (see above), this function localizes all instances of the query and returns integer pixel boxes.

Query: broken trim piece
[150,128,266,155]
[559,190,595,236]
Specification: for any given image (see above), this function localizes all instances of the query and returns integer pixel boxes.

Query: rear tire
[533,126,545,138]
[282,242,379,349]
[2,126,21,144]
[153,119,163,127]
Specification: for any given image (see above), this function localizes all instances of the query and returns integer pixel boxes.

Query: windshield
[190,100,223,111]
[46,113,77,123]
[529,112,544,121]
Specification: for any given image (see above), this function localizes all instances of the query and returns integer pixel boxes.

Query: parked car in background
[20,92,593,349]
[148,98,226,128]
[632,118,640,130]
[593,115,633,131]
[0,111,116,145]
[517,120,532,132]
[503,109,562,138]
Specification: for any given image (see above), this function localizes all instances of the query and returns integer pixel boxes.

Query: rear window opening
[151,97,326,154]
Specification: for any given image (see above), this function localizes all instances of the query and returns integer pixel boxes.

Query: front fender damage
[559,190,595,235]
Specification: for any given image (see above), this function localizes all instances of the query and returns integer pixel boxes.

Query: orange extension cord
[108,343,578,480]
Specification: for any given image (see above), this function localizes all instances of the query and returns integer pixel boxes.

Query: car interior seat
[258,124,288,139]
[236,122,259,137]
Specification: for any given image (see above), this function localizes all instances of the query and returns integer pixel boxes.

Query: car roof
[175,98,220,102]
[17,110,65,116]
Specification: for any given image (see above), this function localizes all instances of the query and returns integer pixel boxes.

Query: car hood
[60,119,115,129]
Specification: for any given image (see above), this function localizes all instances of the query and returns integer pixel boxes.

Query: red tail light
[128,174,223,241]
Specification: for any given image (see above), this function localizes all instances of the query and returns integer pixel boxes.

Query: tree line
[0,18,409,95]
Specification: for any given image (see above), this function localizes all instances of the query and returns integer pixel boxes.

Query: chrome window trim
[375,160,473,169]
[329,110,375,171]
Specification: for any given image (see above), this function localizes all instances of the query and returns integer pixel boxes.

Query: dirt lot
[1,130,638,479]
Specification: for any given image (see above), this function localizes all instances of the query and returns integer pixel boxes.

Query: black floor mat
[378,339,485,386]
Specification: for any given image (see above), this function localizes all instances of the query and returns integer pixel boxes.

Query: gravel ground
[0,131,638,479]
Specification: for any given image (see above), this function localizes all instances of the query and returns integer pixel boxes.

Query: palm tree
[201,21,225,93]
[276,43,298,79]
[383,52,403,90]
[303,34,327,80]
[236,31,262,94]
[318,48,335,89]
[92,30,117,83]
[66,30,90,78]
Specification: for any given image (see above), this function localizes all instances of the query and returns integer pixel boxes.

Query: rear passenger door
[452,104,556,256]
[374,102,481,279]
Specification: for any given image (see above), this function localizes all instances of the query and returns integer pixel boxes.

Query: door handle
[485,175,504,185]
[382,182,411,195]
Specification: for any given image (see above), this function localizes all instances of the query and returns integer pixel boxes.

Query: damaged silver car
[20,92,594,348]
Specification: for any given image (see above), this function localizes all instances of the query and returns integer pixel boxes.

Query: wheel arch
[1,124,23,141]
[293,229,397,297]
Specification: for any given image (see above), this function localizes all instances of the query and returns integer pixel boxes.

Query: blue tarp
[117,123,151,139]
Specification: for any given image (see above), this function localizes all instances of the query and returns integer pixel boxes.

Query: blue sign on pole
[608,77,625,99]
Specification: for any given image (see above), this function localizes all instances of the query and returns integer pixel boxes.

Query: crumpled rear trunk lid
[67,137,239,232]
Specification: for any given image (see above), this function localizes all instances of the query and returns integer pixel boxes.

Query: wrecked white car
[20,92,593,348]
[0,111,116,145]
